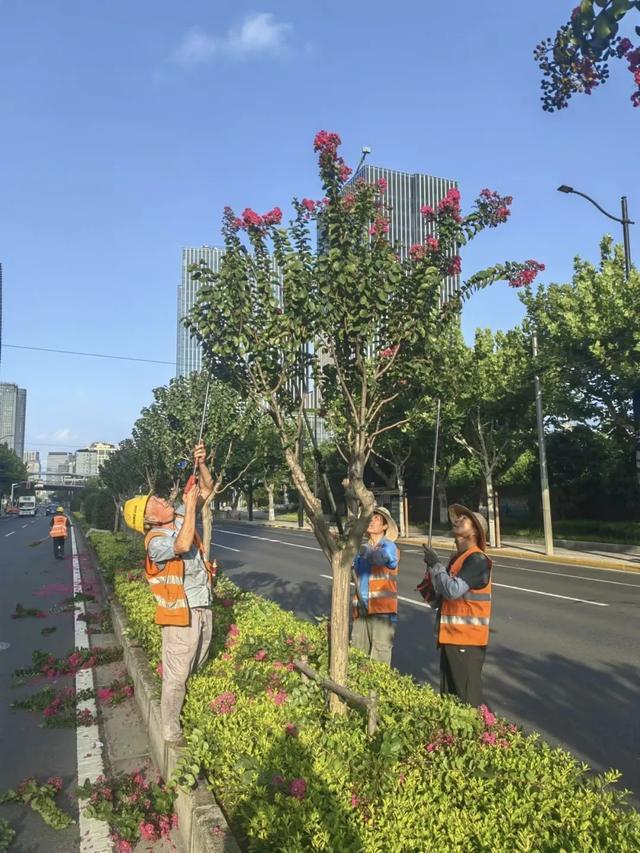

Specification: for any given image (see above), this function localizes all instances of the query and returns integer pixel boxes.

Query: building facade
[24,450,41,479]
[74,442,115,478]
[347,164,460,300]
[46,451,73,485]
[0,382,27,458]
[176,246,225,376]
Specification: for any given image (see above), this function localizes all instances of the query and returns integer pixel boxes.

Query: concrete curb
[80,528,241,853]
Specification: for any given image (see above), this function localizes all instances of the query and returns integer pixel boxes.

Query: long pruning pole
[185,378,211,493]
[428,399,441,548]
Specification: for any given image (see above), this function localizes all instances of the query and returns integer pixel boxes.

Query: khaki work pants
[161,608,213,741]
[350,616,396,665]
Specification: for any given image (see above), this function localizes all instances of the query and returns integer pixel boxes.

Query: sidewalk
[220,516,640,573]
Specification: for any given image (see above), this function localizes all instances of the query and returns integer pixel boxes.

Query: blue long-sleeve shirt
[353,537,399,621]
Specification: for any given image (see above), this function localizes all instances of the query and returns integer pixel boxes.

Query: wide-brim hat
[372,505,399,542]
[448,503,488,551]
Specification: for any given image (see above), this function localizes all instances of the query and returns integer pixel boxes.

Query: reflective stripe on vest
[49,515,68,538]
[438,546,492,647]
[352,553,400,618]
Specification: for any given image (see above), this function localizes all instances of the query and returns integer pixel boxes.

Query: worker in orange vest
[422,504,492,706]
[49,506,70,559]
[123,442,215,744]
[351,506,400,665]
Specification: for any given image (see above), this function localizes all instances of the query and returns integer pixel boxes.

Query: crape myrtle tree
[186,130,544,706]
[535,0,640,110]
[132,373,259,554]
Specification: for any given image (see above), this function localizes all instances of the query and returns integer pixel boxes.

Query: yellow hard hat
[56,505,64,513]
[123,494,151,534]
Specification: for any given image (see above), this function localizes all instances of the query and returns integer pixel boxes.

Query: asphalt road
[211,521,640,802]
[0,513,80,851]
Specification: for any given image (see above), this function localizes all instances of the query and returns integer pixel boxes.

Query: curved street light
[557,185,634,279]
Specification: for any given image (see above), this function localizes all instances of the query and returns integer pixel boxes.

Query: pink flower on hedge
[343,193,356,210]
[113,838,132,853]
[254,649,267,661]
[289,778,307,799]
[139,822,157,841]
[267,688,288,706]
[478,704,496,728]
[221,598,234,608]
[210,692,237,715]
[480,731,497,746]
[47,776,63,792]
[156,663,164,678]
[228,623,239,637]
[285,723,298,737]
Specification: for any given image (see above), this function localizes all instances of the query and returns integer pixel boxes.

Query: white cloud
[52,429,73,441]
[174,13,292,65]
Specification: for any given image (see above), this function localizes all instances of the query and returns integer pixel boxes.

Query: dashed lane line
[5,531,15,537]
[214,542,241,552]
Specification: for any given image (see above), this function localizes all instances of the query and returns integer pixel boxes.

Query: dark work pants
[52,537,65,558]
[440,645,486,706]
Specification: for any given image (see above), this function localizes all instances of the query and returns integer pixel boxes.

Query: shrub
[109,541,640,852]
[89,532,145,584]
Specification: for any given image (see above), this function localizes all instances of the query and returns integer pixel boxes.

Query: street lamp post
[557,185,638,487]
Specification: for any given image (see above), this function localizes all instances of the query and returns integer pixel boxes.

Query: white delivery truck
[18,496,37,516]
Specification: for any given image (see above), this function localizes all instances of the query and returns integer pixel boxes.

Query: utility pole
[532,334,553,556]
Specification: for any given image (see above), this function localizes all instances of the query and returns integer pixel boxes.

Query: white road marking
[494,562,640,589]
[213,542,241,552]
[70,528,112,852]
[492,582,607,606]
[320,574,606,608]
[22,524,28,528]
[5,531,15,537]
[218,528,610,606]
[216,528,322,551]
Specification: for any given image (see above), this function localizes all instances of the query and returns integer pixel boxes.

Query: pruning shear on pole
[184,379,211,495]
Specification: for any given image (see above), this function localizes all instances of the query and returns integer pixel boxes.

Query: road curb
[80,526,241,853]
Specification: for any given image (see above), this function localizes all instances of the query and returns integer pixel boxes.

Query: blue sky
[1,0,638,466]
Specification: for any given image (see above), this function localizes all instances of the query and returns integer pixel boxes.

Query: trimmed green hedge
[88,531,145,584]
[112,549,640,852]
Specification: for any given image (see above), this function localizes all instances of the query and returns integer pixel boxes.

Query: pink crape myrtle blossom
[508,260,545,288]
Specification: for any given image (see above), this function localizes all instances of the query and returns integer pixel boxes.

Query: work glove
[422,545,440,568]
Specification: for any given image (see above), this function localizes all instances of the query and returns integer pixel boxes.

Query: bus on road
[18,496,37,516]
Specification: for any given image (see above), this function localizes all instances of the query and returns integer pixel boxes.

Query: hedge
[88,531,145,584]
[108,540,640,852]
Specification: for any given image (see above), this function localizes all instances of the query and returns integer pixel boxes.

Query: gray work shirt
[147,519,212,608]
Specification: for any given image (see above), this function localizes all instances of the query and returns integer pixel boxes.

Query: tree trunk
[329,550,352,715]
[396,468,406,538]
[266,483,275,521]
[437,479,448,524]
[202,492,214,559]
[485,470,497,548]
[113,498,120,533]
[247,483,254,521]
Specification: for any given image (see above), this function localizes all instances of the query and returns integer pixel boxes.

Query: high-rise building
[346,164,460,300]
[74,441,116,477]
[0,263,3,367]
[24,450,41,479]
[90,441,116,471]
[176,247,225,376]
[0,382,27,458]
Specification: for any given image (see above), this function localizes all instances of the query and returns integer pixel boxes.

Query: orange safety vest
[438,546,492,647]
[49,515,68,538]
[144,528,215,627]
[352,543,400,619]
